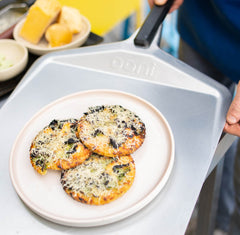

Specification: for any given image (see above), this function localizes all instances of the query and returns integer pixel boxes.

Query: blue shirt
[178,0,240,83]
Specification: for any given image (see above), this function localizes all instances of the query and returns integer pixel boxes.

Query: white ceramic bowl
[13,16,91,56]
[0,39,28,81]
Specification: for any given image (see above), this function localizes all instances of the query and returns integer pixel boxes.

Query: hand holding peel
[224,82,240,137]
[148,0,184,13]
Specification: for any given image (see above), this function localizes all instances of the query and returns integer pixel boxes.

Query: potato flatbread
[78,105,146,157]
[61,153,135,205]
[30,119,91,175]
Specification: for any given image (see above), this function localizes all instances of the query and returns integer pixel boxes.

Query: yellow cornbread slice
[19,0,61,44]
[45,23,72,47]
[58,6,82,34]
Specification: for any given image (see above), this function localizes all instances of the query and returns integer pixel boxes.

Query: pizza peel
[0,1,235,234]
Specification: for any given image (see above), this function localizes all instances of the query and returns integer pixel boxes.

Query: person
[148,0,240,234]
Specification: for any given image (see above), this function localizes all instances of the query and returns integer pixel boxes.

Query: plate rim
[9,89,175,227]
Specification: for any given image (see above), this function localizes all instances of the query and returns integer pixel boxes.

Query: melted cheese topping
[61,154,133,198]
[30,119,79,169]
[80,105,145,149]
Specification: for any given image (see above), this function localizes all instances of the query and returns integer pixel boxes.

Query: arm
[148,0,184,13]
[224,82,240,137]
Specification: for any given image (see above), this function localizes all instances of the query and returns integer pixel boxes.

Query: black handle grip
[134,0,174,48]
[26,0,36,7]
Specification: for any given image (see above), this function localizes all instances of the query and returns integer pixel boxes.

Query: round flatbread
[61,154,136,205]
[78,105,146,157]
[30,119,91,175]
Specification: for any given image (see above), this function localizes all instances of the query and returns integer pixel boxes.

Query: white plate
[9,89,175,227]
[13,16,91,56]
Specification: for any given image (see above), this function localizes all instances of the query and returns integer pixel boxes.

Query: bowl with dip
[0,39,28,81]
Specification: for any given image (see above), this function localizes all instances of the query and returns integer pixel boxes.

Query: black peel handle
[134,0,174,48]
[26,0,36,7]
